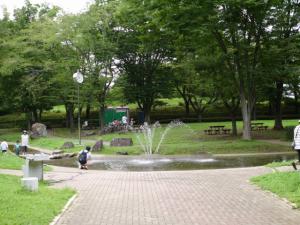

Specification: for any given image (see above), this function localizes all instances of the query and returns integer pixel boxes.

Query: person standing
[1,140,8,153]
[292,120,300,170]
[122,115,128,125]
[21,130,29,154]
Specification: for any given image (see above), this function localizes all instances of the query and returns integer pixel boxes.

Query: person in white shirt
[1,140,8,153]
[122,115,128,125]
[78,146,92,169]
[292,120,300,170]
[21,130,29,154]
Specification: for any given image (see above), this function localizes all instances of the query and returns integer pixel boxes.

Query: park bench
[251,122,268,131]
[204,126,231,135]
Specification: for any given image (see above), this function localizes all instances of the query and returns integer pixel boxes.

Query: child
[14,140,20,156]
[1,140,8,153]
[78,146,91,169]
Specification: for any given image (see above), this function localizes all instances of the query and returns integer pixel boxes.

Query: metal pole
[78,83,81,145]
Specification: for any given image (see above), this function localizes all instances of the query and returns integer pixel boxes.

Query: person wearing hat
[292,120,300,170]
[21,130,29,154]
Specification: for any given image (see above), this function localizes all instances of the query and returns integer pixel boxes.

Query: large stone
[53,150,64,154]
[21,177,38,191]
[110,138,133,147]
[60,142,75,149]
[82,131,96,137]
[31,123,47,137]
[49,152,77,159]
[92,140,103,152]
[116,151,128,155]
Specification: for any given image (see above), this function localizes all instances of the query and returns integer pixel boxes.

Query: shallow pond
[46,153,297,171]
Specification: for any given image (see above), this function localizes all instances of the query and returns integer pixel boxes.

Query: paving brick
[57,167,300,225]
[3,166,300,225]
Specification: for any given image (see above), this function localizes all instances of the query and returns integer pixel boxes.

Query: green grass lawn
[0,152,52,171]
[0,174,75,225]
[251,171,300,208]
[0,153,25,170]
[0,120,296,155]
[265,160,294,168]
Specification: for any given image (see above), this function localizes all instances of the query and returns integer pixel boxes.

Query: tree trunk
[268,98,273,115]
[252,104,257,121]
[38,109,43,122]
[69,110,74,132]
[274,81,283,130]
[26,111,31,131]
[86,104,91,120]
[184,98,190,116]
[65,104,74,132]
[32,109,38,123]
[65,104,69,128]
[294,94,298,114]
[99,105,105,130]
[197,113,202,122]
[144,108,151,124]
[231,114,237,136]
[240,94,252,140]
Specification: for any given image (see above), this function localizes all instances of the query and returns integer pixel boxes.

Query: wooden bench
[204,126,231,135]
[251,123,268,131]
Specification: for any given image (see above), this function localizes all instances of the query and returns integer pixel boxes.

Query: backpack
[79,150,88,163]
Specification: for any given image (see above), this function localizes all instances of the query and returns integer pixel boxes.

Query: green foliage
[0,174,75,225]
[285,126,295,141]
[114,0,175,121]
[251,171,300,208]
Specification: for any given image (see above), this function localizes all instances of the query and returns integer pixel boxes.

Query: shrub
[285,126,295,141]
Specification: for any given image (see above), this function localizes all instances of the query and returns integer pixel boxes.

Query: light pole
[73,70,84,145]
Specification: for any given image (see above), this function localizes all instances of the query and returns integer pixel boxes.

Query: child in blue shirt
[14,140,20,156]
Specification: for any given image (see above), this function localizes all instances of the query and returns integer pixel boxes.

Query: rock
[31,123,47,137]
[49,154,63,159]
[110,138,133,147]
[82,131,96,137]
[49,152,77,159]
[116,151,128,155]
[92,140,103,152]
[66,153,77,158]
[53,150,64,154]
[60,142,75,149]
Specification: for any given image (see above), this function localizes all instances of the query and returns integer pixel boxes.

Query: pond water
[46,152,297,171]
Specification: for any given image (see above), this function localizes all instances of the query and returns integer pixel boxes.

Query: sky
[0,0,94,18]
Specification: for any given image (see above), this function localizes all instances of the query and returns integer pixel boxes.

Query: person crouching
[78,146,91,170]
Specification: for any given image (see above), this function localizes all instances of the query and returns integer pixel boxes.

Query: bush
[285,126,295,141]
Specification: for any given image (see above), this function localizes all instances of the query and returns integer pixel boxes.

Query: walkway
[2,166,300,225]
[49,166,300,225]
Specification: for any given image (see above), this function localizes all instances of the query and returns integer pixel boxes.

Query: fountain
[135,120,184,155]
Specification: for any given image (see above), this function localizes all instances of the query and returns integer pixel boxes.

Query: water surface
[47,153,297,171]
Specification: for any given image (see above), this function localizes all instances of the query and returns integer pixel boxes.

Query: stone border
[50,194,78,225]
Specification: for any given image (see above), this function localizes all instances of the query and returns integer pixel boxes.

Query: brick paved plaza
[38,166,300,225]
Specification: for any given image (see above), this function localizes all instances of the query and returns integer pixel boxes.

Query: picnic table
[204,126,231,135]
[251,122,268,131]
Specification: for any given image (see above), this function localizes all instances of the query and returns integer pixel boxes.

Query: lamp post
[73,70,84,145]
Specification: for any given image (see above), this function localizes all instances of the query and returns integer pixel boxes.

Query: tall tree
[114,0,173,123]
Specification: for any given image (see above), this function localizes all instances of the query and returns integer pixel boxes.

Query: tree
[0,3,61,128]
[58,1,119,129]
[261,0,300,129]
[114,0,173,123]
